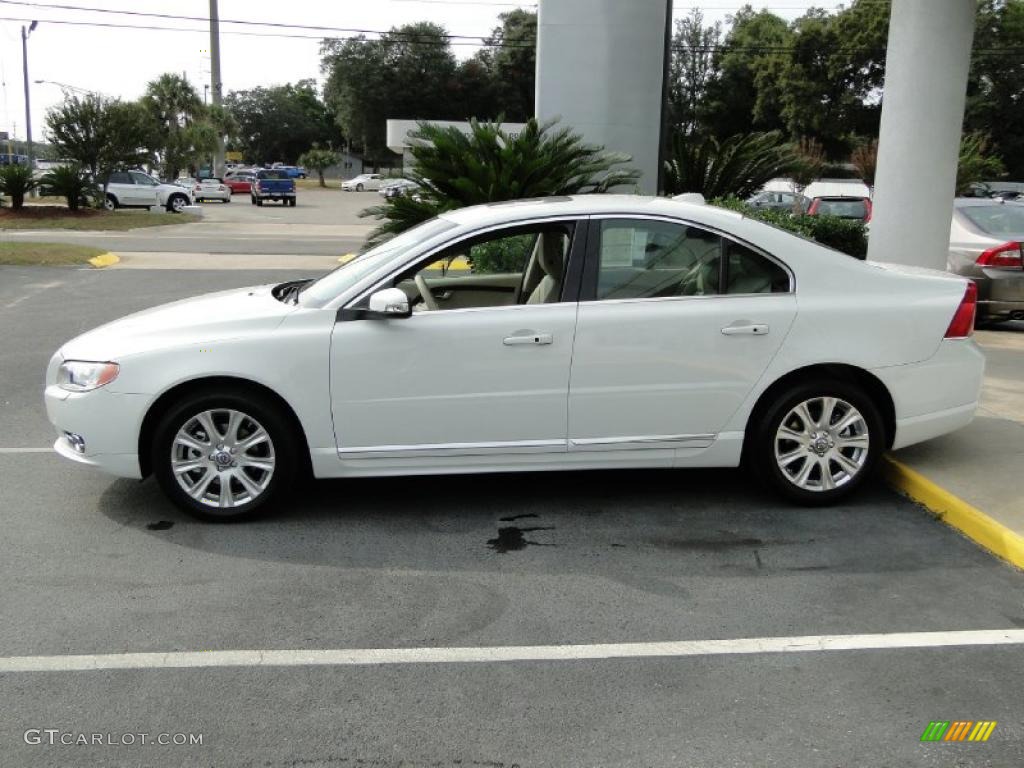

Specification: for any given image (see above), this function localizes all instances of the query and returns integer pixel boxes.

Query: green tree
[663,131,796,199]
[360,118,639,247]
[703,8,792,139]
[39,164,98,210]
[0,164,39,210]
[966,0,1024,178]
[298,148,338,187]
[474,10,537,122]
[141,73,212,178]
[226,80,340,165]
[322,24,456,163]
[45,94,152,195]
[668,10,722,135]
[957,132,1006,195]
[790,137,825,211]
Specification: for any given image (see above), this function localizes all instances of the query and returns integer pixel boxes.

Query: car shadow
[93,466,973,577]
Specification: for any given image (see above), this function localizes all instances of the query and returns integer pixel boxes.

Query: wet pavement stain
[487,526,554,553]
[146,520,175,531]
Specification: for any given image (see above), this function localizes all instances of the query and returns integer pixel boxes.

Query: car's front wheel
[167,194,188,213]
[152,390,298,521]
[752,380,884,505]
[356,183,364,192]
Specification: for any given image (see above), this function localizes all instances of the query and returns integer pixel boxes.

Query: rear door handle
[503,330,553,346]
[721,323,769,336]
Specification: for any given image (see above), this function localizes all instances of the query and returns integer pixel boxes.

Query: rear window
[257,170,288,180]
[815,199,867,218]
[960,205,1024,236]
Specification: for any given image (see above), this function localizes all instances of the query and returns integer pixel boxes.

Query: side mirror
[367,287,411,318]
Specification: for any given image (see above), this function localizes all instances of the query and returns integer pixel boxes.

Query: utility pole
[21,21,37,169]
[209,0,225,177]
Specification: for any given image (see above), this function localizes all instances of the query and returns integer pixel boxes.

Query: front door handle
[503,330,553,346]
[721,323,769,336]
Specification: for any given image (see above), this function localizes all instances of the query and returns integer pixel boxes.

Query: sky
[0,0,847,147]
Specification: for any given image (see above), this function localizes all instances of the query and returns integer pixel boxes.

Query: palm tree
[360,118,639,247]
[142,73,207,178]
[663,131,797,200]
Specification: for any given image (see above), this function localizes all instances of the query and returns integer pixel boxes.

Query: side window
[595,219,721,300]
[395,224,573,312]
[724,240,790,294]
[129,171,158,186]
[108,171,132,184]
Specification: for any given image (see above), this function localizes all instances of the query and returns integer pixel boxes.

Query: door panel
[330,303,578,454]
[568,295,796,444]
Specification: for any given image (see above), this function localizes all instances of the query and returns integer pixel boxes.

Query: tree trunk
[318,170,326,188]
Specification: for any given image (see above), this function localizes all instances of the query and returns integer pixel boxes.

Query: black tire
[151,389,299,522]
[224,196,230,203]
[751,379,884,506]
[256,198,263,207]
[250,195,256,205]
[167,194,188,213]
[104,194,118,211]
[289,198,296,207]
[356,183,364,192]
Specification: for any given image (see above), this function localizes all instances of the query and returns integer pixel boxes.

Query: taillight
[944,281,978,339]
[976,241,1023,269]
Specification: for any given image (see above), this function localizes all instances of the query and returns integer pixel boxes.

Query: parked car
[44,195,984,520]
[380,179,420,199]
[807,196,872,222]
[268,164,307,179]
[341,173,385,192]
[251,169,296,207]
[223,171,255,194]
[948,198,1024,323]
[194,177,231,203]
[103,170,193,213]
[747,190,809,213]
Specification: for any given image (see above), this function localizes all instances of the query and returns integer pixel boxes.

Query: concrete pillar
[535,0,671,195]
[866,0,976,268]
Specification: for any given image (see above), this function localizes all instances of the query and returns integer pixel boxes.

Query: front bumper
[44,384,150,479]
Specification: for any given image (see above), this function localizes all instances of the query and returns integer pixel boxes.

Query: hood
[60,283,298,361]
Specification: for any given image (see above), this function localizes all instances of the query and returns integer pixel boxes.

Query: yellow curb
[87,252,120,268]
[337,253,358,264]
[883,455,1024,569]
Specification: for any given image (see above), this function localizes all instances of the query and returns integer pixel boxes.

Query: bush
[663,131,797,200]
[40,164,98,211]
[360,117,640,249]
[713,196,868,259]
[0,164,39,210]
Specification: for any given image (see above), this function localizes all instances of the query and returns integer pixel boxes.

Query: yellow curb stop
[88,252,120,268]
[337,253,358,264]
[883,455,1024,569]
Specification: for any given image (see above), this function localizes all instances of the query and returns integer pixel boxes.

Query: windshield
[300,217,458,306]
[961,204,1024,236]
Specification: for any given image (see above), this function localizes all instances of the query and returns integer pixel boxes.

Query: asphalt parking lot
[1,266,1023,767]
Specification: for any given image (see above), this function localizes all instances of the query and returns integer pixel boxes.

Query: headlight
[57,360,120,392]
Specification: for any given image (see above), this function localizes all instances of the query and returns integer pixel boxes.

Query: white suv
[104,170,194,213]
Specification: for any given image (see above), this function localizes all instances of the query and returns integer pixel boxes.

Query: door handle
[503,331,553,346]
[721,323,769,336]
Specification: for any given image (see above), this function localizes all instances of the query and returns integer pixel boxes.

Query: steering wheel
[415,274,439,311]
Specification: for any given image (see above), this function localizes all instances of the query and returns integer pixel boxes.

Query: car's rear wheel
[256,198,263,206]
[152,390,298,521]
[752,380,884,505]
[289,198,296,207]
[104,194,118,211]
[250,195,256,205]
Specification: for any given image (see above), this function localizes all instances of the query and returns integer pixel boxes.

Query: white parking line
[3,629,1023,673]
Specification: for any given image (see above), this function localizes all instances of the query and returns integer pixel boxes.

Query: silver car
[949,198,1024,323]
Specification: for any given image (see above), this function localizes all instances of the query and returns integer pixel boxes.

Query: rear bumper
[872,339,986,450]
[976,270,1024,318]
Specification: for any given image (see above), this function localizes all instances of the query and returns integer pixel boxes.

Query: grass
[0,207,200,231]
[0,242,108,266]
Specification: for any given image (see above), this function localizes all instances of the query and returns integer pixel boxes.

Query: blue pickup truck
[251,169,296,207]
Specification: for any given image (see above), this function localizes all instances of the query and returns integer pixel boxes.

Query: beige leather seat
[524,234,566,304]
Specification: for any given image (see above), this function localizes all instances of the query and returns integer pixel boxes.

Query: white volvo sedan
[45,196,985,520]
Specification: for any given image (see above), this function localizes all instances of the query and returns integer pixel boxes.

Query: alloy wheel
[170,408,276,509]
[773,396,870,492]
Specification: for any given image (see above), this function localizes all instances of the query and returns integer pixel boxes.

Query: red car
[224,171,255,194]
[807,196,872,222]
